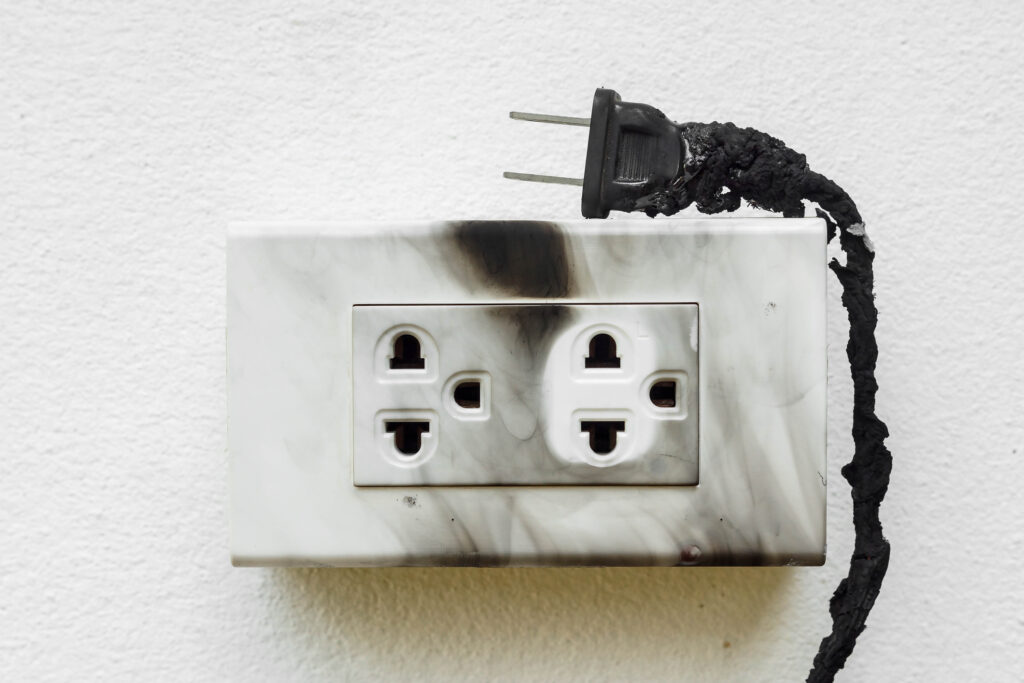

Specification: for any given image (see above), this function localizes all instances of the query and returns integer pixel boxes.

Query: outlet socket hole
[385,421,430,455]
[650,380,677,408]
[580,420,626,455]
[585,333,620,369]
[453,381,481,409]
[390,334,425,370]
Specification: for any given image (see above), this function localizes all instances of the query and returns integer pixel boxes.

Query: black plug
[505,88,683,218]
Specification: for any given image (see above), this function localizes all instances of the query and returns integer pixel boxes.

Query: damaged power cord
[506,89,891,683]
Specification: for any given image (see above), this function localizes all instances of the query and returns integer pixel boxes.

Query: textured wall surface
[3,1,1022,680]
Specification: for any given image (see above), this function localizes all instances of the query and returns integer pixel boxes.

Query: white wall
[3,1,1022,680]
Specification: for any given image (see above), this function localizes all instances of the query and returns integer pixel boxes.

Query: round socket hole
[649,380,677,408]
[453,381,481,410]
[585,333,620,369]
[385,420,430,456]
[580,420,626,455]
[390,334,425,370]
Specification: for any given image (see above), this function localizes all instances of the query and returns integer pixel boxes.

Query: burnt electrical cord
[506,89,892,683]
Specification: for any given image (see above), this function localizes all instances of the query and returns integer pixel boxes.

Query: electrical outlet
[352,303,698,485]
[228,218,826,566]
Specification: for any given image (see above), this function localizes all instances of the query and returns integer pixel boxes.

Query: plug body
[582,88,683,218]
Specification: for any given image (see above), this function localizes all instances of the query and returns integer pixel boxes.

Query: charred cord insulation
[506,88,891,683]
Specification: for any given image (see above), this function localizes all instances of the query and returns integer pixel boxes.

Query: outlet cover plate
[228,218,826,566]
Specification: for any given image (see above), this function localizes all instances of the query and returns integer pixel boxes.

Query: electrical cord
[506,89,892,683]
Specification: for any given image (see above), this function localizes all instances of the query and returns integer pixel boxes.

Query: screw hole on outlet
[580,420,626,455]
[585,333,620,369]
[650,380,677,408]
[389,334,425,370]
[385,421,430,455]
[453,381,481,409]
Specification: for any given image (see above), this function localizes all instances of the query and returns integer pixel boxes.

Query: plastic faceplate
[228,218,826,566]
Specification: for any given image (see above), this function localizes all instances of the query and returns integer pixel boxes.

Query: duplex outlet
[352,303,699,486]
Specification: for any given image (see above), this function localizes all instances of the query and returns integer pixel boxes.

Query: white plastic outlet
[228,218,827,566]
[352,304,699,485]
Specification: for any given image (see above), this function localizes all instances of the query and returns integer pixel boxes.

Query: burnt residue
[814,210,891,683]
[633,122,859,229]
[449,221,574,298]
[448,221,576,371]
[632,120,890,682]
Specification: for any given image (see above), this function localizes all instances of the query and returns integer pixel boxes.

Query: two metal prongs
[503,110,590,187]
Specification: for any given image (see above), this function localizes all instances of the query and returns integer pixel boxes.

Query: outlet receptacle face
[353,304,698,485]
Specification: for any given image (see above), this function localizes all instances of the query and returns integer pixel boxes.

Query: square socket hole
[649,380,676,407]
[642,372,688,418]
[443,372,491,421]
[453,381,481,409]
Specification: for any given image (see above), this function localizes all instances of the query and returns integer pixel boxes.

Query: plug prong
[509,111,591,127]
[503,171,584,186]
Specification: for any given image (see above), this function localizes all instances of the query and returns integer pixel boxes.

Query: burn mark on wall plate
[448,220,574,298]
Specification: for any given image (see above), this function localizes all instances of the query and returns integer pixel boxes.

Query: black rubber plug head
[581,88,684,218]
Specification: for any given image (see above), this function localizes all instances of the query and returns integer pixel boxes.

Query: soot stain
[448,220,574,298]
[487,304,572,370]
